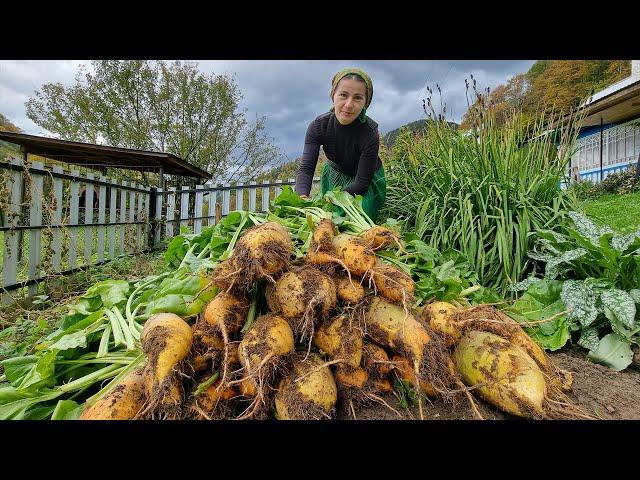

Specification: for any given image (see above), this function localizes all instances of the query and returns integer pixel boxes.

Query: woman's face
[332,77,367,125]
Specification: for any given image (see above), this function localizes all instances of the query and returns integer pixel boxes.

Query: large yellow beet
[239,314,295,373]
[311,219,336,252]
[332,234,376,276]
[452,330,546,418]
[272,266,337,320]
[420,301,460,347]
[220,222,293,291]
[80,369,146,420]
[313,314,363,368]
[455,305,550,370]
[365,296,431,364]
[335,274,365,304]
[371,260,415,304]
[140,313,193,418]
[141,313,193,395]
[203,292,249,334]
[360,226,401,251]
[274,353,338,420]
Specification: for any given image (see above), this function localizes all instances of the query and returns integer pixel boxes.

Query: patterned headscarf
[330,67,373,123]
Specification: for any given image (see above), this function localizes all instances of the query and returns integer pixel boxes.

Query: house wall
[570,117,640,182]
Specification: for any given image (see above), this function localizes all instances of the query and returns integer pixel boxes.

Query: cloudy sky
[0,60,535,163]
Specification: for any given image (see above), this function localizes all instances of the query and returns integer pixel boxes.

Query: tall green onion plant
[382,92,585,295]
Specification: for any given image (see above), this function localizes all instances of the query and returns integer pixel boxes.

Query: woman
[294,67,386,222]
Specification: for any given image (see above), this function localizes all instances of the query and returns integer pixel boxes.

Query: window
[626,125,635,160]
[616,128,625,163]
[607,130,617,165]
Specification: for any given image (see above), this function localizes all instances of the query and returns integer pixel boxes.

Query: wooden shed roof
[0,131,211,180]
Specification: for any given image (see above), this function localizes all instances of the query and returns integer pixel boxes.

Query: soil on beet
[344,345,640,420]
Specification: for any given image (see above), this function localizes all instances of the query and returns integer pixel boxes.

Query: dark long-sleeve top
[294,112,382,196]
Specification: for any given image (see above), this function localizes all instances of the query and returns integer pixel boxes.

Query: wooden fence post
[28,161,44,297]
[108,181,117,259]
[97,175,107,263]
[69,170,80,269]
[166,187,176,238]
[83,173,94,266]
[180,186,190,232]
[194,185,204,234]
[249,181,257,212]
[1,158,25,304]
[236,182,244,211]
[50,166,64,273]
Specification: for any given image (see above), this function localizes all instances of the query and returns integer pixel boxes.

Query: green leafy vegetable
[587,333,634,371]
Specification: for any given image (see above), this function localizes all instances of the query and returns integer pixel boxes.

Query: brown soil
[343,345,640,420]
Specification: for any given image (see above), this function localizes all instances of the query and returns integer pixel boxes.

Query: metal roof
[577,77,640,127]
[0,131,211,180]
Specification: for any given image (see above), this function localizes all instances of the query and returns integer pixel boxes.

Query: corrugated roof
[0,131,211,180]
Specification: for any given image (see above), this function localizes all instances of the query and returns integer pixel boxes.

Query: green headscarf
[329,67,373,123]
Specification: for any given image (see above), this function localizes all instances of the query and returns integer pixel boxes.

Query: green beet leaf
[51,399,84,420]
[85,280,131,308]
[587,333,633,371]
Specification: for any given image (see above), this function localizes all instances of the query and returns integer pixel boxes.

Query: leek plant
[382,99,584,295]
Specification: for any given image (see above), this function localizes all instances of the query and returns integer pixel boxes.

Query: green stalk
[459,285,481,297]
[376,253,412,275]
[325,191,374,231]
[220,211,250,260]
[194,371,220,396]
[178,243,199,270]
[105,308,124,347]
[97,324,112,358]
[59,364,123,394]
[241,283,259,334]
[55,358,137,365]
[112,307,136,351]
[85,353,145,405]
[129,304,143,340]
[125,271,172,329]
[196,244,211,259]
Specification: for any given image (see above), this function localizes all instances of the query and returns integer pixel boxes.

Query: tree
[461,73,535,129]
[25,60,280,183]
[461,60,631,129]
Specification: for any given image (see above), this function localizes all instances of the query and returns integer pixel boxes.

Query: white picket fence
[0,158,318,303]
[155,177,320,241]
[0,158,153,303]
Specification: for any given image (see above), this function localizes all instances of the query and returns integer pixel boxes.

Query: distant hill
[0,113,22,160]
[383,119,459,148]
[0,113,22,133]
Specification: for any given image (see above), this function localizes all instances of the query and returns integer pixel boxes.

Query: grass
[579,191,640,233]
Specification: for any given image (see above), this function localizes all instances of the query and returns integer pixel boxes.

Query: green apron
[320,163,386,223]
